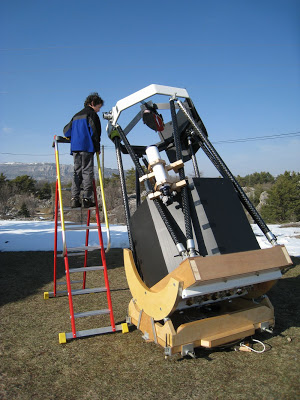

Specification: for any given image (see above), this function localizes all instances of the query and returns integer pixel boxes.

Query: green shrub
[261,171,300,223]
[18,202,30,217]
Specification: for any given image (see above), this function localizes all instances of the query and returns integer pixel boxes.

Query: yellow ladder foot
[121,323,129,334]
[43,292,49,300]
[59,332,67,344]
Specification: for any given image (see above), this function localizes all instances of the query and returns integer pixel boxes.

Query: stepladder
[44,135,128,343]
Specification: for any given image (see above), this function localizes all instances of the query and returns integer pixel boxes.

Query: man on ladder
[46,92,129,343]
[63,92,104,208]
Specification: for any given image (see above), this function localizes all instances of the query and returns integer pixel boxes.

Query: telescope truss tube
[188,135,201,178]
[115,125,187,256]
[176,99,277,246]
[169,98,196,256]
[135,168,141,208]
[113,136,135,255]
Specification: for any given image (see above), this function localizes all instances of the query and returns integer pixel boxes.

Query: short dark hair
[84,92,104,107]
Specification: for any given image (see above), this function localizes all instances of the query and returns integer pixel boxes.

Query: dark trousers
[71,152,94,199]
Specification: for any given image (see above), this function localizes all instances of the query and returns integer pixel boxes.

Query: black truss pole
[170,99,196,256]
[116,125,186,256]
[114,136,135,256]
[177,100,277,245]
[135,167,141,208]
[188,135,201,178]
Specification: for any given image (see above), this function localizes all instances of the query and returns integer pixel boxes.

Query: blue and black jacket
[63,106,101,154]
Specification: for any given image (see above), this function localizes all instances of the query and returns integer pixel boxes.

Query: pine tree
[37,182,52,200]
[12,175,36,194]
[126,168,138,193]
[261,171,300,223]
[0,173,6,185]
[236,171,275,186]
[19,202,30,218]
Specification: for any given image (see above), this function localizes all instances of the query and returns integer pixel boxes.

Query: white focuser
[145,145,170,191]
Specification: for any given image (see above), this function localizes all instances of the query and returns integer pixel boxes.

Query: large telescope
[105,84,292,357]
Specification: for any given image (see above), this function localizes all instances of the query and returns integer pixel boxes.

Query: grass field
[0,250,299,400]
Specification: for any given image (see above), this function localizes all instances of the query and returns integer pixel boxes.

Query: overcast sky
[0,0,299,177]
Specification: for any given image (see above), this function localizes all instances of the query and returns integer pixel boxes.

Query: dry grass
[0,250,299,400]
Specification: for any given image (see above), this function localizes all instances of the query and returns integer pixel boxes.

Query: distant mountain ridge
[0,162,119,183]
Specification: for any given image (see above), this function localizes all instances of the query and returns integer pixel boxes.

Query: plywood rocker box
[103,84,293,357]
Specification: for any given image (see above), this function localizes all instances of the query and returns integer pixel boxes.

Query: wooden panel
[173,303,273,347]
[151,245,292,292]
[124,249,181,320]
[200,325,255,348]
[128,300,176,345]
[189,245,292,282]
[151,257,197,291]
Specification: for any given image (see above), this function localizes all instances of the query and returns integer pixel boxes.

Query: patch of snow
[0,220,129,252]
[251,224,300,257]
[0,220,299,257]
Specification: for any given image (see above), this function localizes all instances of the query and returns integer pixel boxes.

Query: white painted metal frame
[110,84,190,126]
[181,268,282,299]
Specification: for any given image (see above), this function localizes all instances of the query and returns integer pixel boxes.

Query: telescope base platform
[127,296,274,356]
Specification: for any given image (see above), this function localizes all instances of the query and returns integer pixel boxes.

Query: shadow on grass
[0,250,299,341]
[268,256,300,333]
[0,248,124,307]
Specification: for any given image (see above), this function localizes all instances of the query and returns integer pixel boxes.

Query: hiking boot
[71,197,81,208]
[83,198,96,208]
